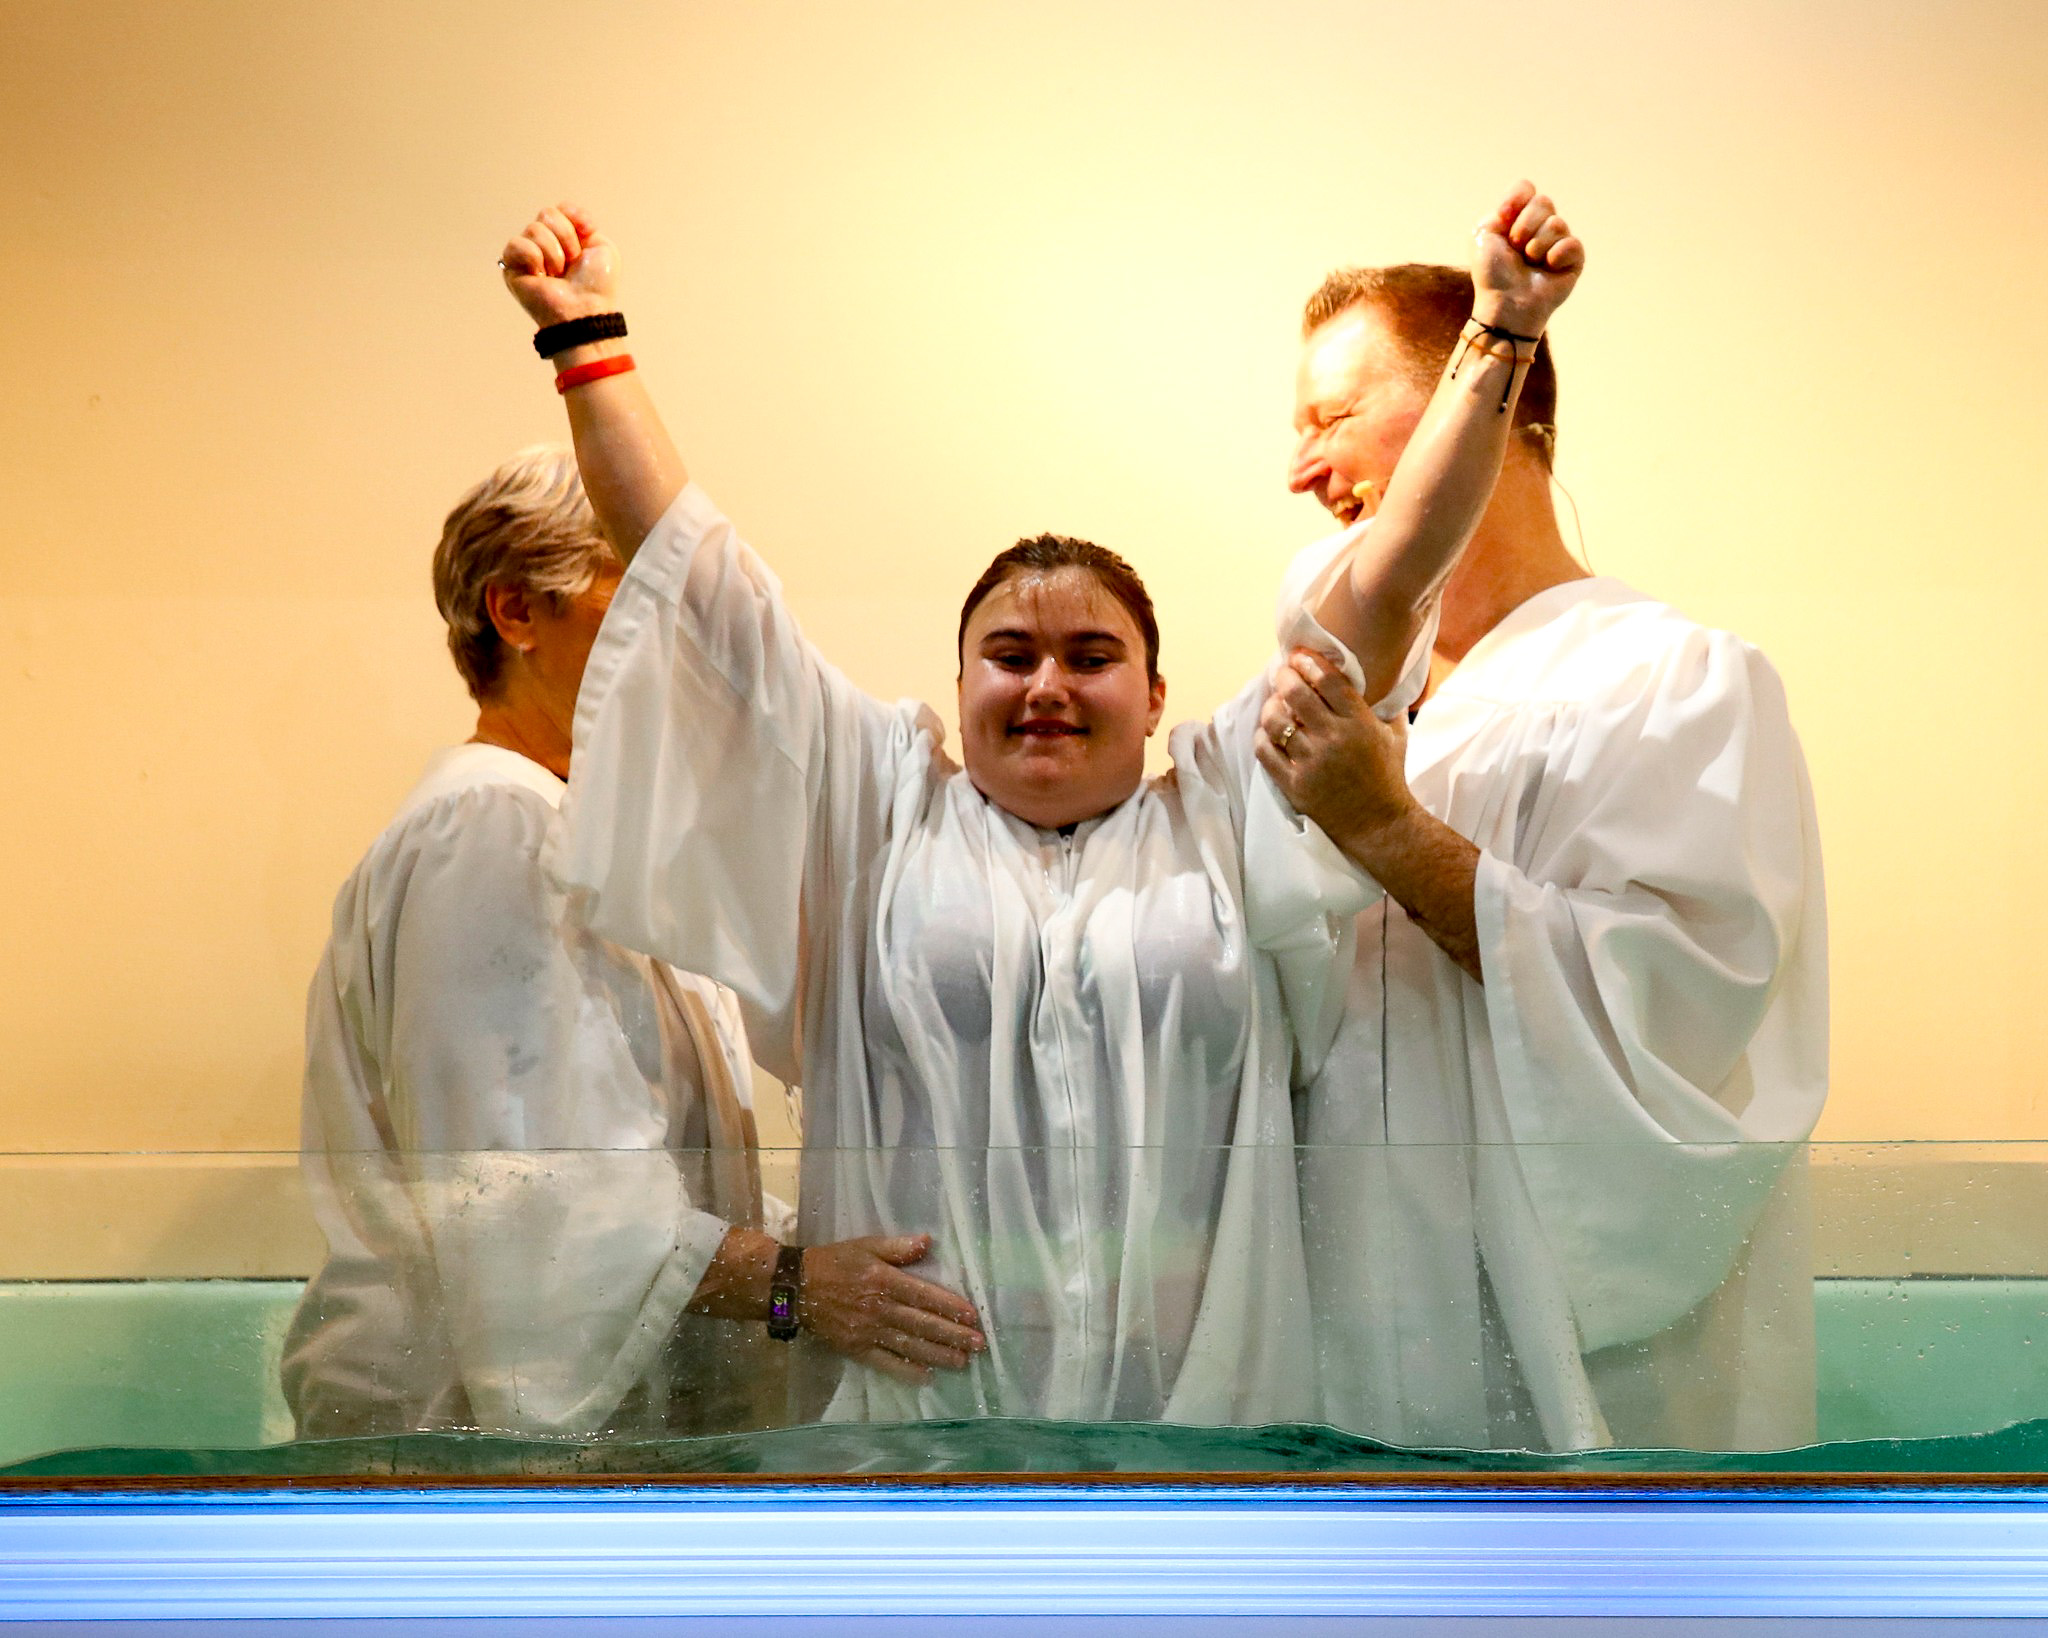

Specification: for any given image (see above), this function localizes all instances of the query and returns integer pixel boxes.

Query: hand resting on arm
[1257,648,1483,982]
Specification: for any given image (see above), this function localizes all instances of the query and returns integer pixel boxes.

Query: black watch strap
[767,1243,805,1342]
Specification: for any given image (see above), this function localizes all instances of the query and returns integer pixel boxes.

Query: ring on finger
[1276,718,1299,751]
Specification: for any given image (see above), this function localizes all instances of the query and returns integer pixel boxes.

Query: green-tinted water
[6,1416,2046,1482]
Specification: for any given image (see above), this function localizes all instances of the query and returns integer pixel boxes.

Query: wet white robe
[283,742,792,1440]
[554,487,1397,1425]
[1300,577,1828,1452]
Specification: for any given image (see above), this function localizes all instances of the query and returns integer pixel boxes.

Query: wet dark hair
[957,534,1160,681]
[1302,263,1558,467]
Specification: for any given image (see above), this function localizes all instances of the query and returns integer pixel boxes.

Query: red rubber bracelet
[554,354,636,393]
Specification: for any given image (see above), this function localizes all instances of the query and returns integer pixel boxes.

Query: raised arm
[1313,182,1584,700]
[500,204,686,563]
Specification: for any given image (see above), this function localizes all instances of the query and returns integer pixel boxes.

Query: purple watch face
[770,1289,795,1322]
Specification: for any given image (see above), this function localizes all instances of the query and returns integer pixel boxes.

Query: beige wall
[3,0,2046,1167]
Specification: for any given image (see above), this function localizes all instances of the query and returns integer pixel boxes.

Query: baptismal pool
[1,1145,2044,1627]
[0,1142,2042,1479]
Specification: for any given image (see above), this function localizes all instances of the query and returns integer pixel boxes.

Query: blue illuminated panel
[3,1483,2047,1622]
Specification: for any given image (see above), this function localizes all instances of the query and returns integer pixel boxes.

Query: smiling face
[1288,303,1431,527]
[957,566,1167,830]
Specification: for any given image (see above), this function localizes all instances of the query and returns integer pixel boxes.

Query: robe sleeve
[553,483,907,1080]
[1472,626,1828,1353]
[383,786,732,1434]
[1213,528,1438,1076]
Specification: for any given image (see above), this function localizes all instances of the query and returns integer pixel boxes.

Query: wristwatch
[767,1243,805,1342]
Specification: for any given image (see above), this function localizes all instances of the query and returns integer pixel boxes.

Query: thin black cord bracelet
[1451,319,1542,413]
[533,312,627,358]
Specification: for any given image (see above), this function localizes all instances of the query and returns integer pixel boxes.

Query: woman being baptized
[498,183,1581,1424]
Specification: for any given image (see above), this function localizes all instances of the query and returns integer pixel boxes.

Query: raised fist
[499,203,619,328]
[1471,182,1584,333]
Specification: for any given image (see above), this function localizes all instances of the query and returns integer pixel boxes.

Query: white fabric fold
[1245,520,1438,1075]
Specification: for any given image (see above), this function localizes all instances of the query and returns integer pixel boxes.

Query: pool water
[6,1415,2048,1481]
[1,1277,2042,1478]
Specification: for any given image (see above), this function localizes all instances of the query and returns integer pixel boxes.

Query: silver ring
[1276,719,1298,751]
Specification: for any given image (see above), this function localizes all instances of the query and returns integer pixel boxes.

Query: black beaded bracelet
[533,312,627,358]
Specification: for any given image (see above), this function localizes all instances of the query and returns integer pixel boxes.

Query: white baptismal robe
[555,487,1392,1425]
[283,742,792,1440]
[1301,577,1828,1452]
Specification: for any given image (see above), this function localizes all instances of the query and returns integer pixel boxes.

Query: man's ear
[1145,673,1168,736]
[483,582,539,653]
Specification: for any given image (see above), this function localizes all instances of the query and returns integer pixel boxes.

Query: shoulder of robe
[358,776,560,906]
[319,777,565,992]
[1473,583,1786,722]
[891,698,956,777]
[1590,599,1794,732]
[1537,606,1810,830]
[1159,717,1223,801]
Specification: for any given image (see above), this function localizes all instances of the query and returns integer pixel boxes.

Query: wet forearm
[549,336,690,564]
[683,1224,779,1322]
[1340,805,1484,983]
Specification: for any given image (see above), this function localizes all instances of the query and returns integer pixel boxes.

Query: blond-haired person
[281,449,982,1440]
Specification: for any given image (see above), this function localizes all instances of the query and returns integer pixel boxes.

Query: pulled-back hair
[431,446,615,701]
[1302,263,1558,465]
[958,534,1160,680]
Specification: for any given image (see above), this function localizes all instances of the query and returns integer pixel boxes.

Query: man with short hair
[1266,216,1828,1452]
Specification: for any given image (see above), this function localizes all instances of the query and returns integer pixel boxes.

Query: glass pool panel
[0,1143,2041,1479]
